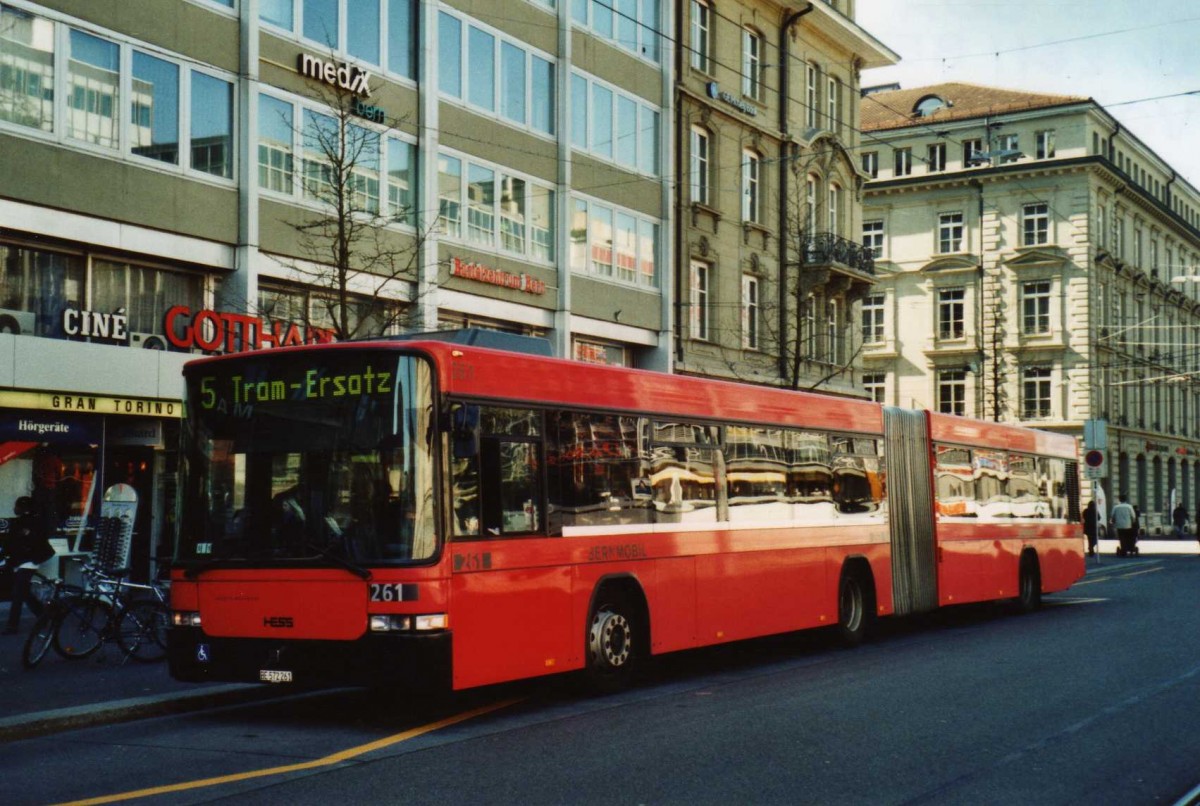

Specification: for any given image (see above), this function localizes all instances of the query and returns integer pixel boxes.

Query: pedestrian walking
[2,497,54,634]
[1173,503,1188,539]
[1110,495,1137,557]
[1082,500,1099,557]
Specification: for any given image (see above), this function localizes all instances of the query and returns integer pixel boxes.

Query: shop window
[1,244,85,337]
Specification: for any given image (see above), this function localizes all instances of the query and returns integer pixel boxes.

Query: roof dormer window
[914,95,949,117]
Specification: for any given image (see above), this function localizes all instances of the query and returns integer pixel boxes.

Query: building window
[438,153,462,236]
[828,184,840,235]
[937,287,966,340]
[927,142,946,172]
[827,299,842,364]
[437,151,557,261]
[570,194,658,287]
[1023,367,1052,419]
[861,294,884,344]
[690,125,710,205]
[742,27,763,101]
[1023,202,1050,246]
[387,137,416,226]
[805,62,818,128]
[827,76,841,129]
[894,147,912,177]
[571,0,662,62]
[258,95,293,193]
[938,212,964,253]
[805,174,818,233]
[690,0,711,73]
[1036,130,1056,159]
[570,71,658,173]
[691,260,710,341]
[998,133,1020,163]
[131,52,180,164]
[67,29,119,149]
[964,138,983,166]
[862,220,884,258]
[742,150,761,223]
[1022,281,1051,335]
[861,151,878,179]
[0,6,55,132]
[863,372,885,403]
[1097,204,1107,248]
[5,10,240,181]
[742,275,759,349]
[937,369,967,416]
[466,163,496,246]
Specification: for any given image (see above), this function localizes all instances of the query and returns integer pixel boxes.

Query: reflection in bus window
[1008,454,1043,517]
[974,448,1010,518]
[935,444,975,517]
[832,436,884,515]
[788,431,832,524]
[648,420,719,523]
[547,412,650,532]
[726,426,788,522]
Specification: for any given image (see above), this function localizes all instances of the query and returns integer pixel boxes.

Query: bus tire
[838,567,873,647]
[1017,553,1042,613]
[584,595,639,693]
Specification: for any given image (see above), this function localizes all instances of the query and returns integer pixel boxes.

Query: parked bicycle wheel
[117,600,169,662]
[55,598,112,659]
[22,609,58,669]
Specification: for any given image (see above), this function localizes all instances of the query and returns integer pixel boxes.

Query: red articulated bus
[168,339,1084,691]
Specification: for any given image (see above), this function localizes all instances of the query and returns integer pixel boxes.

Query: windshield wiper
[305,542,372,580]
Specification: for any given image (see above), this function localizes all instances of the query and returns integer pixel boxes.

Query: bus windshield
[176,350,437,567]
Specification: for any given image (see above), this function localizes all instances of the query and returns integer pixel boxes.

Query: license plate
[259,669,293,683]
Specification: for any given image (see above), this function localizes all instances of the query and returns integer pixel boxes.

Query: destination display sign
[193,353,398,416]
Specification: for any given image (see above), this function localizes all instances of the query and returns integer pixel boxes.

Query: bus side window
[459,406,543,538]
[449,404,481,538]
[480,439,542,536]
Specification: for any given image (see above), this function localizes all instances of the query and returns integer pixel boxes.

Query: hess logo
[263,616,294,629]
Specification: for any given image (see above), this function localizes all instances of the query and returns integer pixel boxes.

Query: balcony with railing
[797,232,876,277]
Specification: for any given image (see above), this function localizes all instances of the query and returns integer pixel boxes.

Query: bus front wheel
[584,597,638,692]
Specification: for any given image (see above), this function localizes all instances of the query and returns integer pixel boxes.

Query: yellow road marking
[60,697,523,805]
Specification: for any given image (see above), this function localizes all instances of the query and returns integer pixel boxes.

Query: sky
[856,1,1200,187]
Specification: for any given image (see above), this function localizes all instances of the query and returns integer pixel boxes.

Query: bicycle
[53,565,170,663]
[21,573,85,669]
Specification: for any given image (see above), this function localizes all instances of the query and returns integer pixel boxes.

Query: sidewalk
[1095,536,1200,555]
[0,606,277,743]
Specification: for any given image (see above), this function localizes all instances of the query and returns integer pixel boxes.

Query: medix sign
[297,53,371,98]
[164,306,336,353]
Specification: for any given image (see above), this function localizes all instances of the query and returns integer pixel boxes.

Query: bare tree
[267,64,433,341]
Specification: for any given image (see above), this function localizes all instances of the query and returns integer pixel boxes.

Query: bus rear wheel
[838,571,871,647]
[1017,555,1042,613]
[584,597,638,692]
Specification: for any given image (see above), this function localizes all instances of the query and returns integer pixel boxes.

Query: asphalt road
[3,555,1199,805]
